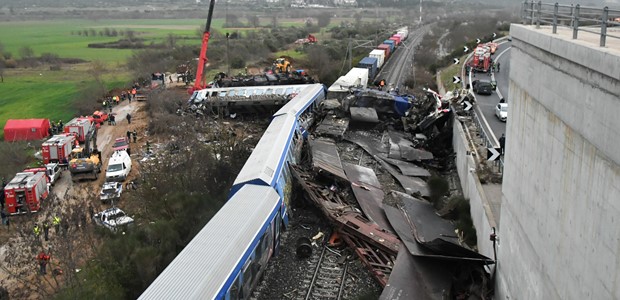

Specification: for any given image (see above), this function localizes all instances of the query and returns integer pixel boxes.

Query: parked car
[92,111,109,125]
[495,102,508,122]
[93,207,134,233]
[473,80,495,95]
[100,181,123,203]
[112,137,130,154]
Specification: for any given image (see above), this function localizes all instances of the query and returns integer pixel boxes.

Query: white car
[495,103,508,122]
[93,207,134,233]
[100,181,123,203]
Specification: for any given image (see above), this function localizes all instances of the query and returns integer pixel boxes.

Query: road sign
[476,38,481,44]
[464,100,472,111]
[493,32,497,38]
[453,58,460,64]
[464,46,469,53]
[453,76,461,84]
[487,147,501,161]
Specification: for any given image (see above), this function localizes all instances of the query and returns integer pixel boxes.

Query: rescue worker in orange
[37,251,50,275]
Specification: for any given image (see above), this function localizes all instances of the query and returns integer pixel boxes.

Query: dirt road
[0,98,149,299]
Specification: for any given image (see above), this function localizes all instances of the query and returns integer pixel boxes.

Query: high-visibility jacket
[33,226,41,235]
[52,216,61,226]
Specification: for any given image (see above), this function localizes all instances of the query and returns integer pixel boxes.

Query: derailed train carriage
[139,83,326,300]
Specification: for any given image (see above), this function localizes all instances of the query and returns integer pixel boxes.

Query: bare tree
[18,46,34,60]
[247,15,260,28]
[88,60,108,97]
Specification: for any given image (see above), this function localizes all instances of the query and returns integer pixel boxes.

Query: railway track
[293,245,348,300]
[379,24,431,90]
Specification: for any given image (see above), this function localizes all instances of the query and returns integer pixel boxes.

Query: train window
[237,89,246,96]
[255,89,265,95]
[275,88,283,95]
[227,274,241,300]
[265,89,273,95]
[228,90,236,97]
[285,87,293,95]
[220,91,227,97]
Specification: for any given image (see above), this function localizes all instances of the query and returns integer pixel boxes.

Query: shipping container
[4,172,49,215]
[383,40,395,52]
[390,36,401,46]
[377,44,391,59]
[369,49,386,68]
[357,57,378,80]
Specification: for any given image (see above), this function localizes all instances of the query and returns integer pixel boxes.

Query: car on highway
[495,102,508,122]
[473,80,495,95]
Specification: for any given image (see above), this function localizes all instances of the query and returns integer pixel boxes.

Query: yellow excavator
[272,57,292,74]
[69,126,102,182]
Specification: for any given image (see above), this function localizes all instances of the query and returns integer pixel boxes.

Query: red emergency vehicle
[3,172,49,215]
[64,117,95,143]
[42,134,75,164]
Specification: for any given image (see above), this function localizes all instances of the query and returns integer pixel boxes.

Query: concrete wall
[496,25,620,299]
[452,117,497,260]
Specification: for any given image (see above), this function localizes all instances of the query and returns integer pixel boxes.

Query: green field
[0,17,320,138]
[0,19,211,138]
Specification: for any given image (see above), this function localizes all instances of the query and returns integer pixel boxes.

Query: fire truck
[64,117,95,143]
[468,44,493,73]
[42,134,75,164]
[3,172,49,215]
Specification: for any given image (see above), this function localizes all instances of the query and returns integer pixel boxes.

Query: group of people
[126,130,138,143]
[48,120,64,136]
[102,88,138,113]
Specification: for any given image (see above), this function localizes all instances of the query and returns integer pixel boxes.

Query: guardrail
[522,1,620,47]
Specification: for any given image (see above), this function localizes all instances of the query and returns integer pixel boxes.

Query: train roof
[231,114,297,192]
[138,184,280,300]
[273,83,324,118]
[190,84,312,103]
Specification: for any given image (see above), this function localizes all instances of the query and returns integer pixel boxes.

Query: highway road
[468,40,512,140]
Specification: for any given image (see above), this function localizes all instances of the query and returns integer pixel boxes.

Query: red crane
[189,0,216,94]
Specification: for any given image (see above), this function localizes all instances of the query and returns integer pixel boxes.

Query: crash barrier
[452,110,498,261]
[522,1,620,47]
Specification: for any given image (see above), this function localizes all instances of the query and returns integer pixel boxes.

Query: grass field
[0,17,320,138]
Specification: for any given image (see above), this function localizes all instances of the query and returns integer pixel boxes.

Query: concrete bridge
[496,24,620,299]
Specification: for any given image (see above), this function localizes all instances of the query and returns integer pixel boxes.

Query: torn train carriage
[140,83,326,300]
[229,83,326,226]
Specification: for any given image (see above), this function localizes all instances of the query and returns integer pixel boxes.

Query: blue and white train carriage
[139,83,325,299]
[138,185,281,300]
[230,83,326,227]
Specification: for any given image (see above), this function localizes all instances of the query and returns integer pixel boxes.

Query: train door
[274,211,282,255]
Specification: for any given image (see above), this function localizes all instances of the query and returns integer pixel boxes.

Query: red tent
[3,119,50,141]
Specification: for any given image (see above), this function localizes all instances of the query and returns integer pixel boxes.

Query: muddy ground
[0,98,149,299]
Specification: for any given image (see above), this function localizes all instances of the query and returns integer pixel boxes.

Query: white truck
[105,150,132,182]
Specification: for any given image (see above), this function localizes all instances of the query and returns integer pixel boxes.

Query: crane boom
[190,0,216,94]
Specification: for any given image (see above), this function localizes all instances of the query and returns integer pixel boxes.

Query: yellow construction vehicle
[69,126,102,182]
[272,57,292,74]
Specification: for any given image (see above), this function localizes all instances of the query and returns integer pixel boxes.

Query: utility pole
[226,32,230,75]
[419,0,422,24]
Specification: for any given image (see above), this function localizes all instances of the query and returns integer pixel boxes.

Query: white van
[106,150,132,182]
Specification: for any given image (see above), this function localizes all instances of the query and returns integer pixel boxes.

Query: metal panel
[343,162,393,232]
[309,138,348,181]
[139,185,280,300]
[378,154,431,177]
[379,249,453,300]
